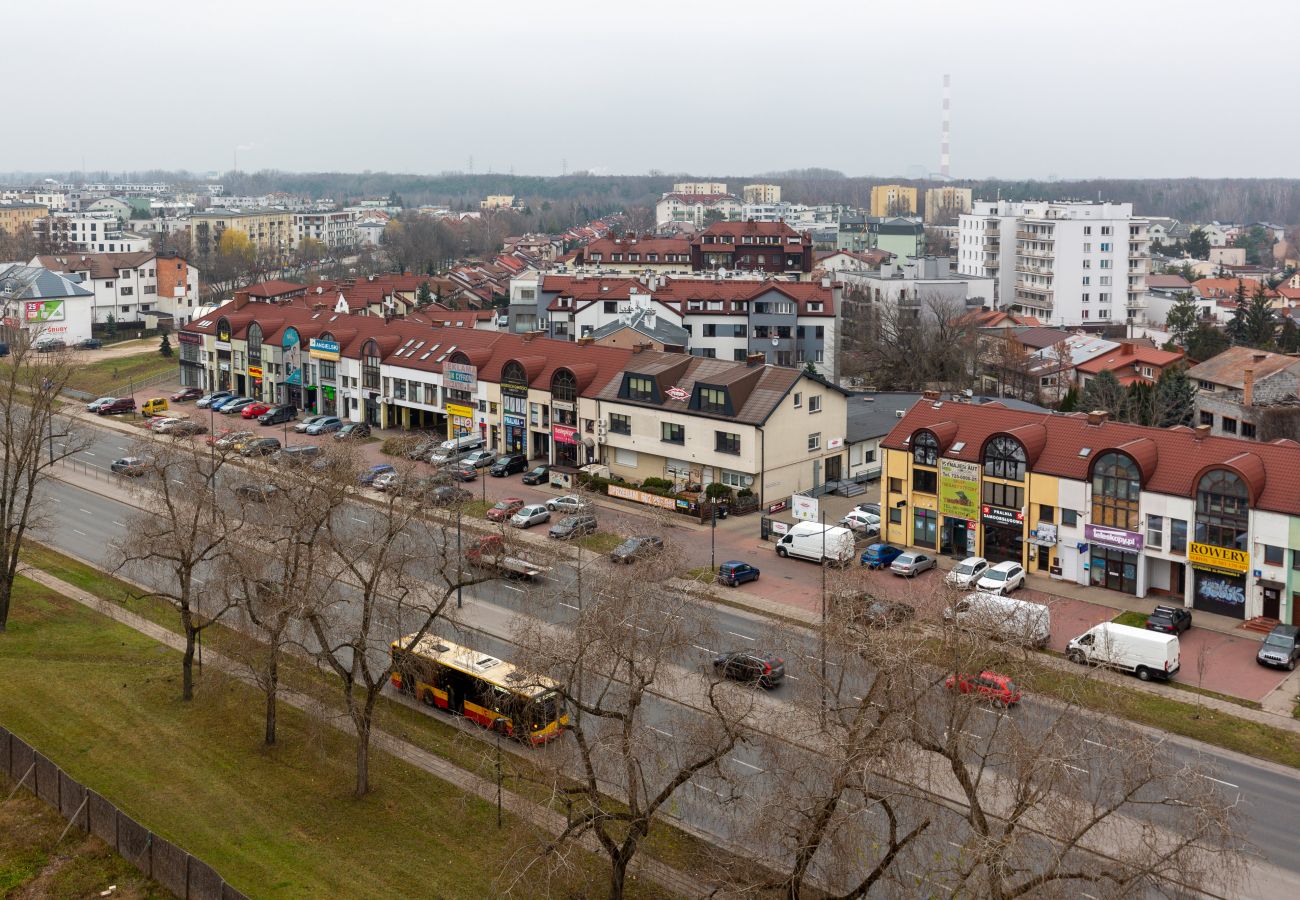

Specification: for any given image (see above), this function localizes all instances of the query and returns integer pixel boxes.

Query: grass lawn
[0,578,667,899]
[64,352,178,397]
[1111,610,1149,628]
[577,531,623,554]
[0,773,168,899]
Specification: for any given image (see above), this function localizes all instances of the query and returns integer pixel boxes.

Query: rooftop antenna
[940,74,951,180]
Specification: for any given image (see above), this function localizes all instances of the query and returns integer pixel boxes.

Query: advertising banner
[1085,524,1143,553]
[608,484,678,511]
[552,424,578,445]
[444,362,477,391]
[24,300,65,323]
[1188,541,1249,574]
[792,494,819,522]
[309,338,340,360]
[938,459,980,520]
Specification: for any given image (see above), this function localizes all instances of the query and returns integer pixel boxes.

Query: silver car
[546,494,589,514]
[295,414,330,433]
[510,504,551,528]
[891,552,936,578]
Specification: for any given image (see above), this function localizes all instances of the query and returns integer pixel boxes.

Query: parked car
[487,498,526,523]
[510,504,551,529]
[546,494,589,514]
[775,522,856,565]
[240,437,282,457]
[860,543,903,570]
[549,514,597,540]
[974,561,1026,595]
[460,449,497,469]
[1257,625,1300,671]
[334,421,370,440]
[839,509,880,534]
[1067,623,1180,681]
[33,337,66,353]
[944,671,1022,707]
[86,396,116,413]
[257,405,297,426]
[110,456,149,477]
[856,503,881,517]
[945,556,990,589]
[275,445,322,467]
[163,419,207,436]
[428,485,473,506]
[97,397,137,416]
[196,391,233,409]
[140,397,170,417]
[240,402,272,419]
[944,591,1052,649]
[610,536,664,564]
[891,552,936,577]
[713,651,785,688]
[149,416,186,433]
[211,395,250,413]
[1145,605,1193,636]
[304,416,343,435]
[854,598,916,627]
[213,430,255,452]
[234,483,283,503]
[75,337,103,350]
[357,464,396,486]
[521,464,551,486]
[221,399,258,416]
[371,471,400,492]
[406,438,439,461]
[448,463,478,482]
[490,453,530,477]
[295,415,330,433]
[171,387,204,402]
[717,561,760,587]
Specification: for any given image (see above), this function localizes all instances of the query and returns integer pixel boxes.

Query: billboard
[938,459,980,520]
[309,337,340,360]
[25,299,65,323]
[792,494,819,522]
[444,362,477,391]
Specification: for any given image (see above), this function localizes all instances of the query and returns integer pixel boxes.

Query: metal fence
[0,725,248,900]
[64,367,178,403]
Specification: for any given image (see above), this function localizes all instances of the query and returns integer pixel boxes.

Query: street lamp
[456,501,463,609]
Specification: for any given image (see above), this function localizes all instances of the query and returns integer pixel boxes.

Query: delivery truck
[1066,622,1180,681]
[774,521,856,566]
[943,591,1051,649]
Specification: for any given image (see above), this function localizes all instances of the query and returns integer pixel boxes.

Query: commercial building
[957,200,1150,327]
[870,185,918,217]
[0,263,95,345]
[34,251,201,326]
[742,184,781,204]
[189,208,297,257]
[882,399,1300,624]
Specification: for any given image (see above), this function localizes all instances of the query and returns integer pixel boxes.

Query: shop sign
[309,338,340,360]
[248,365,263,379]
[24,299,65,322]
[1188,541,1249,575]
[770,521,790,535]
[1084,524,1143,553]
[792,494,819,522]
[608,483,678,511]
[552,424,578,445]
[500,381,529,396]
[767,498,788,515]
[504,414,525,427]
[446,403,475,419]
[215,340,232,352]
[178,331,201,345]
[981,504,1023,528]
[665,385,690,402]
[1029,522,1058,547]
[938,459,980,520]
[444,362,477,390]
[827,437,843,450]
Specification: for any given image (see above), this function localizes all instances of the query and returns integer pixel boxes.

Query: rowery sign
[1085,524,1144,553]
[1188,541,1249,575]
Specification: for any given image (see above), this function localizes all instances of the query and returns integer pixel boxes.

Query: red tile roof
[884,401,1300,516]
[1193,278,1277,300]
[1074,343,1185,377]
[246,279,306,298]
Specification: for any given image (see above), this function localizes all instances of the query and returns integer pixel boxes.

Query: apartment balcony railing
[1016,230,1054,243]
[1018,245,1054,260]
[1015,281,1053,296]
[1016,262,1054,276]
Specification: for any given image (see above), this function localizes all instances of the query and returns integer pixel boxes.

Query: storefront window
[983,436,1026,481]
[1091,452,1140,530]
[913,509,937,548]
[1194,470,1248,550]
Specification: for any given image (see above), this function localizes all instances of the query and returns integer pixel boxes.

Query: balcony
[1016,262,1054,276]
[1018,245,1054,260]
[1016,230,1054,243]
[1015,281,1053,297]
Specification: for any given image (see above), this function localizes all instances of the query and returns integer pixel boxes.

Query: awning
[582,436,595,449]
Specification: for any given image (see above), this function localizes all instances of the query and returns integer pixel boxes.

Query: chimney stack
[923,389,941,401]
[233,290,250,309]
[1244,368,1255,406]
[1120,342,1135,356]
[1253,353,1268,363]
[1086,409,1109,426]
[746,352,766,367]
[1195,423,1211,440]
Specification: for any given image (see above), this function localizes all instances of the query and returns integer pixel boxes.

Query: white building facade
[294,211,358,249]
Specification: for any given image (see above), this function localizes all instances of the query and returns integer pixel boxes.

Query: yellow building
[742,183,782,204]
[189,208,296,257]
[870,184,918,217]
[480,195,517,210]
[0,202,49,235]
[924,186,973,223]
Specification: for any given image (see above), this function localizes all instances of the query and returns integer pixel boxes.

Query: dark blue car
[717,561,760,587]
[861,543,904,570]
[358,464,396,486]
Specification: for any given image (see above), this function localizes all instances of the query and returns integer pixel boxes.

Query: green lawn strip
[0,772,170,899]
[19,543,742,889]
[0,579,667,899]
[64,353,178,397]
[577,531,622,554]
[1110,610,1149,628]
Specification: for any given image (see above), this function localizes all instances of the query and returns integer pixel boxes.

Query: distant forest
[8,167,1299,224]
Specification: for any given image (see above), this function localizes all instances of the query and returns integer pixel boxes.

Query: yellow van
[141,397,170,417]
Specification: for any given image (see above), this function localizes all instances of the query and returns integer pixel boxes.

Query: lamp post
[710,501,717,574]
[456,501,463,609]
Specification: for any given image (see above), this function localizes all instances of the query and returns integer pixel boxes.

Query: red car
[171,387,203,402]
[487,498,526,523]
[944,671,1021,706]
[241,402,272,419]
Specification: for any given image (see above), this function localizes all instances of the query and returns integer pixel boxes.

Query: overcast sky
[10,0,1294,180]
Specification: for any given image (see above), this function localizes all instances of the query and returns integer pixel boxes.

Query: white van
[428,434,485,463]
[1066,622,1180,681]
[943,591,1051,649]
[775,521,855,566]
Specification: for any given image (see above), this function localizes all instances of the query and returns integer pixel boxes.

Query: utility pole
[819,509,827,729]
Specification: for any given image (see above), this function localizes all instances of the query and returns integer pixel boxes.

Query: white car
[945,556,989,588]
[975,561,1026,595]
[839,510,880,534]
[371,471,399,491]
[149,416,184,433]
[546,495,589,514]
[511,504,551,528]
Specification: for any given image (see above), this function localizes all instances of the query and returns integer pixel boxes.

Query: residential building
[654,192,743,228]
[85,197,132,224]
[569,236,692,273]
[923,187,972,224]
[294,211,358,249]
[480,195,519,210]
[1209,246,1246,267]
[0,202,50,235]
[814,249,894,279]
[1192,278,1278,313]
[689,220,814,275]
[1073,341,1185,388]
[1,190,65,209]
[34,251,201,326]
[189,208,297,257]
[869,216,925,260]
[881,399,1300,624]
[357,219,386,246]
[1145,217,1188,246]
[36,212,151,253]
[838,257,995,329]
[1144,274,1204,327]
[588,309,689,352]
[672,182,727,195]
[956,200,1150,327]
[742,184,781,204]
[0,263,95,345]
[1194,223,1231,247]
[1187,347,1300,441]
[870,185,918,217]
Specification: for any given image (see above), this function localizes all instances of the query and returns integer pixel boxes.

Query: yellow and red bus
[390,633,567,745]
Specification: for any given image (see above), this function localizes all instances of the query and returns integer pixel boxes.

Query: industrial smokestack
[940,74,951,180]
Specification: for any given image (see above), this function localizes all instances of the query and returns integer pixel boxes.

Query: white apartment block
[1,190,67,209]
[655,192,742,228]
[957,200,1149,327]
[39,212,151,253]
[294,211,358,249]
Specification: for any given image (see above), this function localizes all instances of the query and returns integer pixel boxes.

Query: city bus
[390,633,567,744]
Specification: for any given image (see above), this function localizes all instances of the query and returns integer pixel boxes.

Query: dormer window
[912,430,938,466]
[697,386,728,415]
[626,375,655,402]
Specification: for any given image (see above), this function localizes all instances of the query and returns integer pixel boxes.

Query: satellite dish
[771,338,779,347]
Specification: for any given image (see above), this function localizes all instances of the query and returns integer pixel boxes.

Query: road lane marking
[784,674,799,680]
[727,630,755,642]
[977,707,1007,719]
[690,783,721,797]
[692,644,716,654]
[1062,764,1087,775]
[1195,774,1238,789]
[807,656,840,667]
[500,584,524,594]
[79,508,92,515]
[71,529,87,536]
[351,517,367,524]
[559,602,580,611]
[112,522,125,528]
[648,727,674,738]
[730,758,763,773]
[50,497,61,503]
[1083,739,1112,751]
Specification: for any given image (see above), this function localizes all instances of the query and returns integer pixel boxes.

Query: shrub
[705,482,733,500]
[381,435,420,457]
[641,476,674,491]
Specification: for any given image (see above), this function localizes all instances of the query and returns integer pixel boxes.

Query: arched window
[983,436,1026,482]
[362,339,380,390]
[1091,452,1140,530]
[912,430,938,466]
[503,361,527,388]
[246,322,262,365]
[551,369,577,403]
[1195,470,1249,550]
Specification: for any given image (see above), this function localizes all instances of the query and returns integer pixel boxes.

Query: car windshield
[493,501,514,509]
[955,563,976,575]
[984,570,1007,581]
[897,555,916,564]
[529,467,546,474]
[1264,634,1294,648]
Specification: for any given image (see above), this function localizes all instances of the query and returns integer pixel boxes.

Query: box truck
[1066,622,1180,681]
[943,591,1051,649]
[775,521,855,566]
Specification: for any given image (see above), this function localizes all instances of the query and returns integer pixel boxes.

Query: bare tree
[0,341,92,631]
